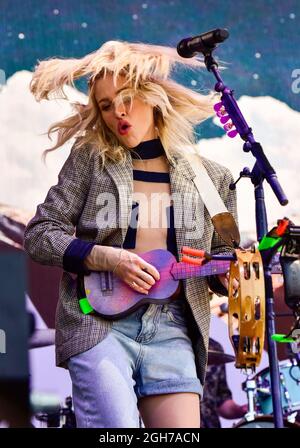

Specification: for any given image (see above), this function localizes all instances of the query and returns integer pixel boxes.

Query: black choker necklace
[130,138,165,159]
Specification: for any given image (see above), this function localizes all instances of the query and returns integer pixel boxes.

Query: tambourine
[228,247,265,370]
[181,245,266,370]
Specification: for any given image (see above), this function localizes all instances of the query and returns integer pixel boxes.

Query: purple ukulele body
[84,249,229,319]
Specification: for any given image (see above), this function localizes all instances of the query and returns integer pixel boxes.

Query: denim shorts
[67,297,202,428]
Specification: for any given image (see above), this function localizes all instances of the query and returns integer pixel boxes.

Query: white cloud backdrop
[198,95,300,235]
[0,70,87,213]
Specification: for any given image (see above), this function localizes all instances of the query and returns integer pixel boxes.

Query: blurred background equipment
[280,224,300,314]
[0,251,30,427]
[0,204,62,328]
[33,395,76,428]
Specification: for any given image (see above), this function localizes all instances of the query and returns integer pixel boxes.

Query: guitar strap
[183,146,240,247]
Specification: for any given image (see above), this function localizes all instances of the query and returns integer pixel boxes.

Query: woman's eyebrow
[98,87,128,104]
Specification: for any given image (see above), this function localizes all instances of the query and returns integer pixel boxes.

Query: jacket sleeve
[207,167,239,296]
[23,142,95,272]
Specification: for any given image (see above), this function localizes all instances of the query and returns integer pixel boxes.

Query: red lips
[118,120,132,135]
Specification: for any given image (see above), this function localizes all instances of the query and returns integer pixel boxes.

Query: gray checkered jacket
[23,141,238,387]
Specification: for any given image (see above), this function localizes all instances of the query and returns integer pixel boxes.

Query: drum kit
[206,344,300,428]
[234,357,300,428]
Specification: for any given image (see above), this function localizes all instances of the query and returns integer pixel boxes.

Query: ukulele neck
[171,260,230,280]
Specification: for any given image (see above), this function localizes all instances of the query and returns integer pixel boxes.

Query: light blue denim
[67,297,202,428]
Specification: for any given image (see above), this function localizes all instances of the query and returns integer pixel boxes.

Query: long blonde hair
[30,40,218,168]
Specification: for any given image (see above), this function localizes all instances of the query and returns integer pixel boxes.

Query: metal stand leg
[265,271,284,427]
[244,378,257,422]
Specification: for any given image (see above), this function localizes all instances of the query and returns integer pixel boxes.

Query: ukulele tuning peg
[181,246,212,263]
[182,255,205,266]
[181,246,206,257]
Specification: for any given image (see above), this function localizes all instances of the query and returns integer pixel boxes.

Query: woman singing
[24,40,238,428]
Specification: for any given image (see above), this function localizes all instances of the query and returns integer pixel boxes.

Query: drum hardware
[286,411,298,424]
[238,358,300,428]
[30,391,61,415]
[279,371,293,414]
[233,415,300,428]
[35,410,60,428]
[241,357,300,422]
[61,396,76,428]
[34,396,76,428]
[242,377,258,422]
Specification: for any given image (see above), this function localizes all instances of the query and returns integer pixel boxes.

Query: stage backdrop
[1,0,300,428]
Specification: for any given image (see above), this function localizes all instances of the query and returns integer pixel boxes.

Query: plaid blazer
[23,141,238,387]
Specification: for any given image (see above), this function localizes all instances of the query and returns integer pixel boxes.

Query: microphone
[177,28,229,58]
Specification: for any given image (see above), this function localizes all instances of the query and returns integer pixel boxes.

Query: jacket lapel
[169,150,196,260]
[104,154,134,244]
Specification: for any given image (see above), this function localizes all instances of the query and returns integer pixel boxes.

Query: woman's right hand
[84,245,160,294]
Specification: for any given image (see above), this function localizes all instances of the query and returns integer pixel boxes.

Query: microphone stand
[202,50,288,428]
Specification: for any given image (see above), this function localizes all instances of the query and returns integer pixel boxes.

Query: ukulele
[78,246,281,319]
[79,248,281,319]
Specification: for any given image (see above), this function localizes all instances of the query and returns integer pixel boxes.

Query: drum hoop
[256,359,296,378]
[234,415,300,428]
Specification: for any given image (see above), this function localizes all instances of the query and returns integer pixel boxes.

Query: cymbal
[29,329,55,349]
[207,350,235,365]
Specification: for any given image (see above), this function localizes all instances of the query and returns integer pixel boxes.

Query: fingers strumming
[142,264,160,281]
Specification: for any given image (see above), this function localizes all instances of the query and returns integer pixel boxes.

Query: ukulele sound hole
[100,272,113,292]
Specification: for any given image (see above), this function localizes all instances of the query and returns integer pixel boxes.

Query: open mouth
[118,123,132,135]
